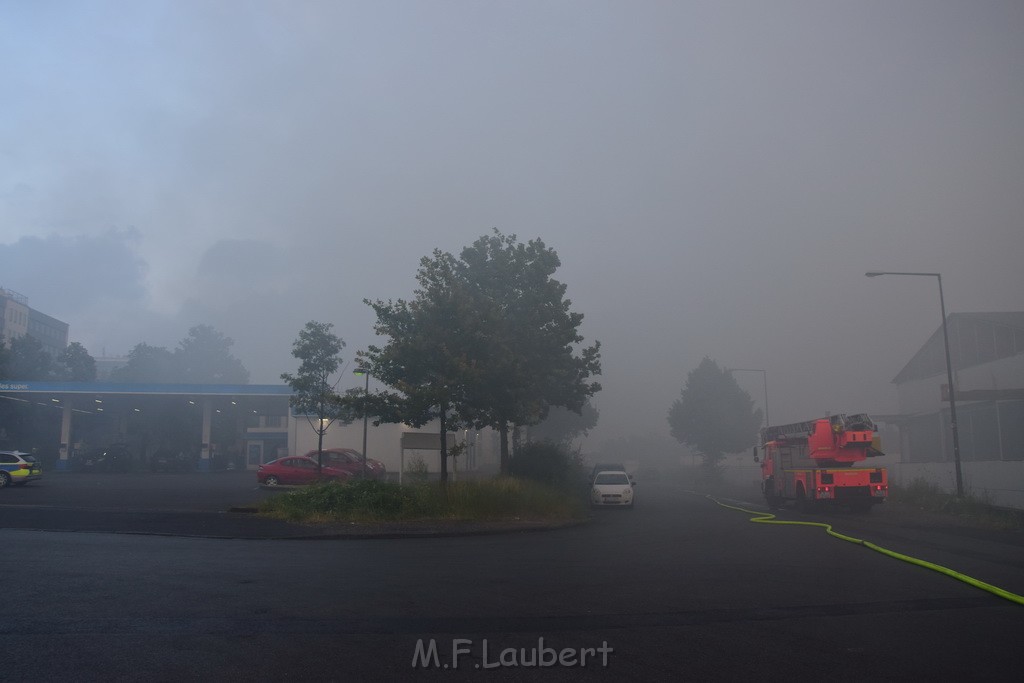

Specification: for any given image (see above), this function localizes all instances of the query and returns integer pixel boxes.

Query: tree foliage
[362,250,476,482]
[667,357,763,468]
[55,342,97,381]
[175,325,250,384]
[111,325,249,384]
[361,231,601,480]
[457,231,601,471]
[528,402,599,447]
[111,343,176,383]
[4,335,52,380]
[280,321,346,470]
[507,441,586,492]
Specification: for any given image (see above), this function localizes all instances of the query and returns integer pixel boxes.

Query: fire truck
[755,413,887,512]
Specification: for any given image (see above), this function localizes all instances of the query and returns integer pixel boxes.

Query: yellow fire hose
[707,495,1024,607]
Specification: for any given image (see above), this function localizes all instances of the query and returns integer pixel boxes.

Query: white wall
[893,352,1024,509]
[891,461,1024,509]
[287,416,500,476]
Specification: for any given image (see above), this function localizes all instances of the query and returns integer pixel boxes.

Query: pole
[936,274,964,497]
[361,371,369,479]
[760,371,769,427]
[865,271,963,496]
[726,368,769,426]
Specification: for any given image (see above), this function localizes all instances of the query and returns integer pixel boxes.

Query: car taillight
[20,463,31,470]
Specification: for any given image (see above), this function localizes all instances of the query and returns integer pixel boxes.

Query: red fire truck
[755,414,887,512]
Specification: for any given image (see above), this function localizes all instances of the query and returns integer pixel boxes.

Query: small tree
[668,357,762,470]
[280,321,346,471]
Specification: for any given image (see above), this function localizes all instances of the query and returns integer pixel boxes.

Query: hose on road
[707,495,1024,607]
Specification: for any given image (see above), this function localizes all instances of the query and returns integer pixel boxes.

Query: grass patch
[259,477,587,524]
[890,478,1024,530]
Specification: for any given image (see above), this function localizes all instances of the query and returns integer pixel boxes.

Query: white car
[590,470,635,508]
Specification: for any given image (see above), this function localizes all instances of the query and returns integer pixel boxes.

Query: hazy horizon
[3,1,1022,448]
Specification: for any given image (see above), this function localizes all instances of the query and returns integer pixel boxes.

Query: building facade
[892,312,1024,508]
[0,288,69,359]
[284,416,501,480]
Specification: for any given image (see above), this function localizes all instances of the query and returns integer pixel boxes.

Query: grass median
[259,477,588,524]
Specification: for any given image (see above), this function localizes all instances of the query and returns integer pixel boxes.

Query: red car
[302,448,387,480]
[257,456,352,487]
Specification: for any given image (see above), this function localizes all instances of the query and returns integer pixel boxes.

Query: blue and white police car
[0,450,42,488]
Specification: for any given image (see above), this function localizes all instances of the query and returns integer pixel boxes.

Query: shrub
[260,477,586,523]
[405,454,429,482]
[508,440,587,492]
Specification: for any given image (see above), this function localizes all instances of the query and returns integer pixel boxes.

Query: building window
[998,401,1024,461]
[905,413,943,463]
[960,402,1000,462]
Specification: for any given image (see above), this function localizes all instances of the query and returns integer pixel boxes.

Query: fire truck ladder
[760,414,876,445]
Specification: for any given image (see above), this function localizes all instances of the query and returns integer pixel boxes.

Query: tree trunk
[499,424,510,475]
[439,402,449,484]
[316,422,324,474]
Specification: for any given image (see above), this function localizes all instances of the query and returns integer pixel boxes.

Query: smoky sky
[2,1,1022,446]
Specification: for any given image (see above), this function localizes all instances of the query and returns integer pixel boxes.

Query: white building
[891,312,1024,508]
[284,416,502,480]
[0,287,69,359]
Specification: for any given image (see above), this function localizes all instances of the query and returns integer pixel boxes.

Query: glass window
[998,401,1024,461]
[905,413,943,463]
[961,403,999,462]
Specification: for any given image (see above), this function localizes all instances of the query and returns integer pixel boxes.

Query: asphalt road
[2,471,1022,681]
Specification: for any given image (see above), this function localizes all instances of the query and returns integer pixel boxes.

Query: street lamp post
[866,271,963,497]
[725,367,769,427]
[353,368,370,478]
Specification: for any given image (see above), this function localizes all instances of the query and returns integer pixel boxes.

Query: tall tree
[175,324,250,384]
[280,321,346,471]
[458,230,601,473]
[362,231,601,478]
[55,342,97,381]
[111,343,176,383]
[667,357,763,469]
[361,250,477,483]
[6,335,53,380]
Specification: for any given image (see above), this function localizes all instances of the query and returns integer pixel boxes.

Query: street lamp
[353,368,370,478]
[866,270,963,497]
[725,367,769,426]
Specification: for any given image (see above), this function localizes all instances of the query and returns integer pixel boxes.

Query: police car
[0,450,42,488]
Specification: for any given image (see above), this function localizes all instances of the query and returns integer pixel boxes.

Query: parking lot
[0,468,273,513]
